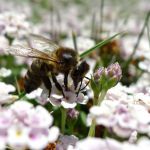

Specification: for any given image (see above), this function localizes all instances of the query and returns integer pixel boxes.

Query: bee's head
[56,47,78,70]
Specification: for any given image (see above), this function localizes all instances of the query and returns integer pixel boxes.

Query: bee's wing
[7,45,59,63]
[28,34,60,53]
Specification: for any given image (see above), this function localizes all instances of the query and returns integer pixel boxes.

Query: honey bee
[7,34,89,97]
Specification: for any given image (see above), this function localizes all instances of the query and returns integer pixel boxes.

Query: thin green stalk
[97,89,107,105]
[124,11,150,68]
[88,119,96,137]
[99,0,104,34]
[91,12,96,38]
[61,107,67,134]
[80,32,122,58]
[56,9,61,41]
[72,31,78,51]
[15,76,20,95]
[88,89,107,137]
[103,127,108,138]
[68,119,76,133]
[147,22,150,49]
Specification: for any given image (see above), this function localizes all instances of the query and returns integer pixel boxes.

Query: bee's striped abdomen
[24,60,42,93]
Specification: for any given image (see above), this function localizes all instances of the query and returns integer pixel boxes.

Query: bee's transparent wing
[7,45,59,63]
[28,34,60,53]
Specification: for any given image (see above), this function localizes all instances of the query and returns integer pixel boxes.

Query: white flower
[26,87,49,105]
[73,138,122,150]
[87,101,116,126]
[0,109,14,129]
[7,125,29,150]
[27,129,49,150]
[0,82,17,104]
[0,101,59,149]
[105,83,129,102]
[0,94,18,104]
[0,36,9,54]
[139,59,150,72]
[26,88,43,99]
[48,126,59,142]
[87,101,150,138]
[0,136,6,150]
[24,106,53,129]
[0,82,16,94]
[136,137,150,150]
[10,100,33,120]
[133,93,150,110]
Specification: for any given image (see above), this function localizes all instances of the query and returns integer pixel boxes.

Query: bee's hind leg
[51,73,65,97]
[42,76,52,98]
[76,79,83,97]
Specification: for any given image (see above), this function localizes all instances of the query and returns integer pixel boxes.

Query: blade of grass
[99,0,104,34]
[123,11,150,68]
[72,31,78,52]
[91,12,96,39]
[147,21,150,49]
[80,32,123,58]
[14,76,20,95]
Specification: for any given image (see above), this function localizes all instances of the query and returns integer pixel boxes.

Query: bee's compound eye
[63,53,73,61]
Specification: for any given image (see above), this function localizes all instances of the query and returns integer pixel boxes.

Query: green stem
[14,76,21,95]
[68,119,76,133]
[97,89,107,105]
[88,89,107,137]
[88,119,96,137]
[93,93,99,105]
[61,107,67,134]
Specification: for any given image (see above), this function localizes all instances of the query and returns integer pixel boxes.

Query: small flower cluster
[90,62,122,106]
[104,81,150,111]
[93,62,122,91]
[87,101,150,138]
[0,11,30,38]
[0,101,59,150]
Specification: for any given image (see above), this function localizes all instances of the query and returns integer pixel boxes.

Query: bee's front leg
[51,73,65,97]
[64,72,69,91]
[79,76,90,91]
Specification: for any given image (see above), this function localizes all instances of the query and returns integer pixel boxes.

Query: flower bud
[93,67,105,81]
[67,108,79,119]
[92,62,122,92]
[106,62,122,82]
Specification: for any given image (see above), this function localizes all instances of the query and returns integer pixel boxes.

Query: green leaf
[80,32,123,58]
